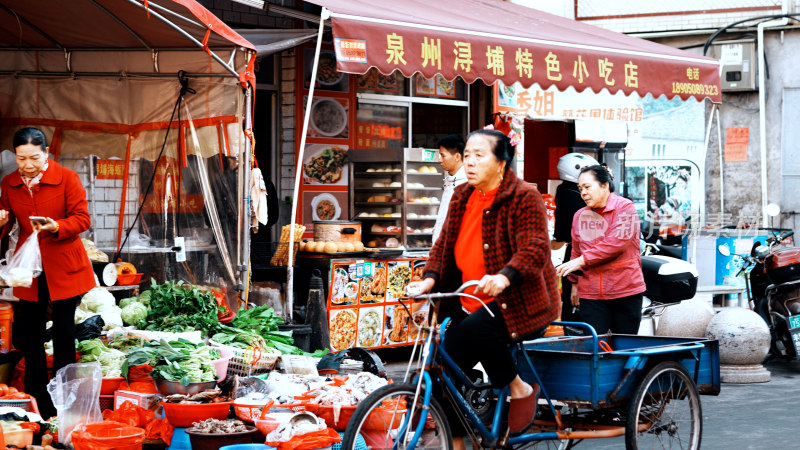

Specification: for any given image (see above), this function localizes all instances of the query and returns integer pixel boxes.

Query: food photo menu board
[327,257,430,351]
[296,43,356,239]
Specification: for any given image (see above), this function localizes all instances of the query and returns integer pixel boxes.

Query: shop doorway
[252,54,279,244]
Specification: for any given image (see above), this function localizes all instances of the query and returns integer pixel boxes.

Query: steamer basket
[313,221,362,242]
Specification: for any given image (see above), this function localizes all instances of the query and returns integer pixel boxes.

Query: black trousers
[439,302,547,436]
[578,293,643,335]
[444,301,516,389]
[12,272,80,417]
[437,302,514,437]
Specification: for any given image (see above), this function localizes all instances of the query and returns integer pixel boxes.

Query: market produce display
[212,305,327,357]
[189,418,248,433]
[122,339,218,385]
[161,389,230,404]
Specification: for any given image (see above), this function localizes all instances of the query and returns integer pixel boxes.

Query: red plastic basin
[161,401,233,428]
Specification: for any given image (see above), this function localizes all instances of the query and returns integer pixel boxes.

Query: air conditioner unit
[711,40,757,92]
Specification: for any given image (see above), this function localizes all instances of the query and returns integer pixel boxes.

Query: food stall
[0,0,257,303]
[276,0,723,350]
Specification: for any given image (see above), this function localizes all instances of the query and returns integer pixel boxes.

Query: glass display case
[348,148,443,251]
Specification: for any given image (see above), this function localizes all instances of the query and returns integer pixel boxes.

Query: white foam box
[114,390,160,410]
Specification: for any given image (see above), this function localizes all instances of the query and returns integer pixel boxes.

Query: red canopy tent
[0,0,258,296]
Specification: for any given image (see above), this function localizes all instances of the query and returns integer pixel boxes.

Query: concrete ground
[379,349,800,449]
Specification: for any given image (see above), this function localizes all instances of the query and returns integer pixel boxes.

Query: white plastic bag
[0,230,42,287]
[46,362,103,445]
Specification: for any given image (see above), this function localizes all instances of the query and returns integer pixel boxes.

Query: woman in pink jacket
[555,165,645,334]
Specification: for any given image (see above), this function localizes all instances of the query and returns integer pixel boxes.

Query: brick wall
[59,156,140,248]
[279,49,296,218]
[199,0,295,28]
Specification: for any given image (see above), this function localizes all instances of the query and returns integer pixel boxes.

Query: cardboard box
[114,390,159,410]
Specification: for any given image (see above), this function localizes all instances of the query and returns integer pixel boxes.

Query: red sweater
[454,187,498,312]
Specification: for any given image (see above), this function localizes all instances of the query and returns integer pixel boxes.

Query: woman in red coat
[408,129,561,439]
[0,127,96,418]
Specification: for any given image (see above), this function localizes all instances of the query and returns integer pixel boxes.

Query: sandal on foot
[508,384,540,434]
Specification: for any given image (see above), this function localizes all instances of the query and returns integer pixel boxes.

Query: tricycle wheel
[341,382,452,450]
[625,361,702,450]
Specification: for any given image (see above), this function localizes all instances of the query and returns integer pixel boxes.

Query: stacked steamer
[302,220,364,253]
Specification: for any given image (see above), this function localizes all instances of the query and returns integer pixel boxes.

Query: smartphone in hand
[29,216,48,225]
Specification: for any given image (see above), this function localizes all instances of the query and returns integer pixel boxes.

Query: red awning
[308,0,721,102]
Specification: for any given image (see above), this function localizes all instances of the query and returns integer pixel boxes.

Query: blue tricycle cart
[341,287,721,450]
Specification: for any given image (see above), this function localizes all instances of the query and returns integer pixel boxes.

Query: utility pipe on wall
[758,18,788,227]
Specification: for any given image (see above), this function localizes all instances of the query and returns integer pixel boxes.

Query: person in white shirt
[432,134,467,245]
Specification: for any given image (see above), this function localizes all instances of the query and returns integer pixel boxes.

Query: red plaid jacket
[423,169,561,340]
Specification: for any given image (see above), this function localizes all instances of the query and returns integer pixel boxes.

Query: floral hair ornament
[484,112,523,147]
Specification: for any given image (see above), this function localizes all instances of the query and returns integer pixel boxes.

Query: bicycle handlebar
[407,280,495,317]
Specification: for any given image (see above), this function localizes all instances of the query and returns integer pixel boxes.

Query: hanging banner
[317,0,721,102]
[95,160,125,180]
[494,82,642,122]
[724,127,749,162]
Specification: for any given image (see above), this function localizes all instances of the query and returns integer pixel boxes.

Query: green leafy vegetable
[142,280,222,338]
[226,305,328,356]
[137,290,152,306]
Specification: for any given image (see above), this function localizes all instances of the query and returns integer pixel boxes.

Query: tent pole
[716,107,724,217]
[287,7,329,322]
[701,102,717,226]
[241,85,253,295]
[89,156,97,243]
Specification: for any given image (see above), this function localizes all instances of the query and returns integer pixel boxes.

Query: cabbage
[77,339,106,358]
[137,290,152,307]
[119,297,137,309]
[80,287,116,312]
[96,304,123,330]
[74,308,96,324]
[97,348,126,377]
[121,302,148,326]
[78,339,125,377]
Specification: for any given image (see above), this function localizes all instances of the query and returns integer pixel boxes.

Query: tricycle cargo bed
[520,333,720,409]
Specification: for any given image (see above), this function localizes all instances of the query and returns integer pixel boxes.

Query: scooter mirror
[766,203,781,217]
[717,244,731,257]
[754,245,770,259]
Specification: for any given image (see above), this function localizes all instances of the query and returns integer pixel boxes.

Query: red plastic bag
[144,418,174,446]
[267,427,342,450]
[125,364,158,393]
[102,401,155,427]
[71,421,145,450]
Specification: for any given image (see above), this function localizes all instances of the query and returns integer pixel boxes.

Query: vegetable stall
[4,279,338,447]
